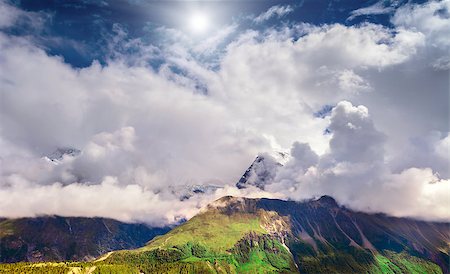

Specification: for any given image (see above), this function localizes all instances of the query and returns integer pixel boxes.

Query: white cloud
[292,24,424,68]
[348,1,395,21]
[267,101,450,221]
[193,24,237,54]
[0,1,448,223]
[0,0,21,28]
[0,0,49,31]
[337,70,371,94]
[392,0,450,49]
[327,101,385,163]
[435,132,450,160]
[0,175,209,225]
[0,173,282,225]
[389,131,450,178]
[254,5,294,23]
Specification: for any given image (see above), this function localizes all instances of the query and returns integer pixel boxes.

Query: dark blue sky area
[10,0,426,67]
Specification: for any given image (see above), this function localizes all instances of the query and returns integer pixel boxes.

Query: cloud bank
[267,101,449,221]
[0,1,448,224]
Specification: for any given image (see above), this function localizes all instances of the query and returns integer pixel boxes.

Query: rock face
[236,152,289,190]
[170,184,222,201]
[254,196,450,273]
[0,216,169,263]
[44,147,81,164]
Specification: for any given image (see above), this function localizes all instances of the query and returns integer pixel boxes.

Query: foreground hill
[0,216,169,263]
[1,196,449,273]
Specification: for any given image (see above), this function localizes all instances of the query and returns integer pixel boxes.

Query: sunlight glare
[189,12,209,34]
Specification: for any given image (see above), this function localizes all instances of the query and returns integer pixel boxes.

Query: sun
[189,12,209,34]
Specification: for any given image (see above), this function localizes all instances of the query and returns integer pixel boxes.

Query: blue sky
[0,0,448,224]
[9,0,424,67]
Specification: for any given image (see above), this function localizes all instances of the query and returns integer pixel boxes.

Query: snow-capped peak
[170,184,223,201]
[44,147,81,164]
[236,151,290,190]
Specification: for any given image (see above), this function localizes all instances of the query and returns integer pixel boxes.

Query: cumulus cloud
[267,101,450,221]
[392,0,450,49]
[0,37,267,188]
[0,0,448,223]
[389,131,450,178]
[326,101,385,163]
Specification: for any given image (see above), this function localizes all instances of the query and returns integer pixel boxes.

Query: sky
[0,0,449,225]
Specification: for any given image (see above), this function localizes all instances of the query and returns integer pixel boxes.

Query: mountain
[0,216,169,263]
[101,196,449,273]
[170,184,223,201]
[1,196,448,273]
[44,147,81,164]
[236,152,290,190]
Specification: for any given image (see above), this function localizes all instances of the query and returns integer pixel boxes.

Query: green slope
[372,252,443,274]
[142,210,266,252]
[101,207,298,273]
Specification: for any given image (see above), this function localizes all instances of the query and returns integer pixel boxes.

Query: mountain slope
[103,196,449,273]
[255,196,449,273]
[0,216,169,263]
[1,196,448,274]
[103,201,298,273]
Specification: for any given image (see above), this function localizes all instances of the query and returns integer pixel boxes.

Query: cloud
[0,0,50,31]
[0,172,281,226]
[0,35,269,189]
[0,176,179,225]
[326,101,385,163]
[289,142,319,172]
[389,131,450,178]
[253,5,294,23]
[193,24,238,55]
[0,0,21,28]
[0,1,448,223]
[267,101,450,221]
[337,70,371,94]
[348,1,395,21]
[392,0,450,49]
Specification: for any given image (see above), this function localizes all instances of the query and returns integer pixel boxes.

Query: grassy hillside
[142,211,266,252]
[102,207,298,273]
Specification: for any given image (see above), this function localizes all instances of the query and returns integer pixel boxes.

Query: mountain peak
[44,147,81,164]
[169,184,222,201]
[315,195,339,208]
[236,152,290,190]
[206,196,258,215]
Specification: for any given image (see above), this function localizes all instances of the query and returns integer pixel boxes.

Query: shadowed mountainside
[0,216,169,263]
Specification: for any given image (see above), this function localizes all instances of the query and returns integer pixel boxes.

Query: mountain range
[0,195,448,273]
[0,151,448,273]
